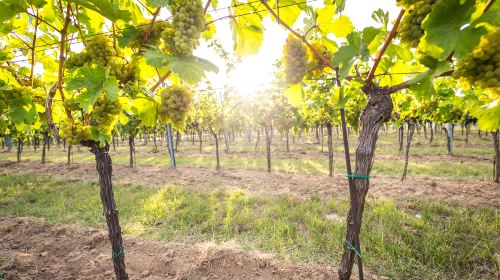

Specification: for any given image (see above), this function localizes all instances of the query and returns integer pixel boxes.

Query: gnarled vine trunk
[210,128,220,171]
[41,131,48,164]
[264,125,271,173]
[89,143,128,280]
[327,122,334,177]
[338,84,393,280]
[401,122,415,181]
[128,136,135,168]
[492,130,499,183]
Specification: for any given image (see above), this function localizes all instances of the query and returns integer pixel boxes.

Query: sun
[227,57,274,98]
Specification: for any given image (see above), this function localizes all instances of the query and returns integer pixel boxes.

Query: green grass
[2,131,495,181]
[0,174,498,279]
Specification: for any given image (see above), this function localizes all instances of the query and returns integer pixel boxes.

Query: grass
[1,130,495,181]
[0,174,498,279]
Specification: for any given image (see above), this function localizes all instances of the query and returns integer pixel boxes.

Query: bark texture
[492,130,499,183]
[89,143,128,280]
[265,125,271,173]
[327,122,334,177]
[401,122,415,181]
[338,83,393,280]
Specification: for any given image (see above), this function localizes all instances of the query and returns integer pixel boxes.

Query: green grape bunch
[109,60,130,82]
[397,0,436,48]
[59,120,91,145]
[122,80,142,98]
[64,52,90,69]
[454,30,500,91]
[284,34,308,84]
[0,85,31,111]
[90,93,122,135]
[168,0,205,56]
[130,21,170,49]
[158,85,194,129]
[63,98,81,111]
[86,35,115,66]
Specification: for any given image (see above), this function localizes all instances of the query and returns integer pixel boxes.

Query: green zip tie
[345,240,362,259]
[112,246,124,259]
[346,173,371,179]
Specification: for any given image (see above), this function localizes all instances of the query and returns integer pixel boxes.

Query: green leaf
[371,9,389,27]
[8,97,37,129]
[271,0,301,27]
[420,0,486,60]
[0,0,27,23]
[90,126,112,147]
[230,1,265,56]
[66,65,118,112]
[132,97,157,127]
[329,16,354,38]
[409,75,436,99]
[472,99,500,131]
[146,0,170,8]
[201,14,216,40]
[285,84,303,106]
[145,50,219,84]
[64,0,131,22]
[331,32,368,78]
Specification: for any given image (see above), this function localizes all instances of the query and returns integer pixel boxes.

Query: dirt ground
[0,215,382,280]
[1,161,498,208]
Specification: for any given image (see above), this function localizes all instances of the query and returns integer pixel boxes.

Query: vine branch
[204,0,212,13]
[365,9,405,84]
[150,71,171,92]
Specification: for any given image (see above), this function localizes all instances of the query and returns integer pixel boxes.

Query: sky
[195,0,400,96]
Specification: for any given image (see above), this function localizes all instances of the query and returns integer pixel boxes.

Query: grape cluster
[454,30,500,90]
[59,120,91,145]
[123,80,142,98]
[168,0,205,56]
[86,36,115,66]
[158,85,194,128]
[130,21,170,49]
[109,61,129,82]
[90,93,122,135]
[309,41,331,77]
[284,34,308,84]
[64,52,90,69]
[398,0,436,48]
[63,98,81,111]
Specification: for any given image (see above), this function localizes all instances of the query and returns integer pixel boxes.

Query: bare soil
[0,215,381,280]
[1,161,498,208]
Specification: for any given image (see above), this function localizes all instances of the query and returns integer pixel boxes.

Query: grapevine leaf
[132,97,157,127]
[317,5,336,33]
[202,14,216,40]
[230,1,264,56]
[145,50,219,84]
[420,0,486,60]
[472,99,500,131]
[146,0,170,8]
[270,0,301,27]
[285,84,303,106]
[372,9,389,28]
[409,74,436,99]
[66,65,118,112]
[8,98,37,129]
[332,32,369,78]
[330,16,355,38]
[0,0,27,23]
[90,127,112,147]
[63,0,131,22]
